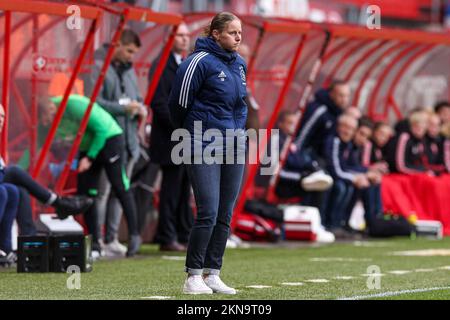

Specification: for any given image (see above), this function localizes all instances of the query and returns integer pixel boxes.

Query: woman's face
[427,115,441,138]
[213,19,242,52]
[411,121,428,139]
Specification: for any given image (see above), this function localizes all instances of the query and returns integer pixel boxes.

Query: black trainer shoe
[55,196,94,220]
[126,235,142,257]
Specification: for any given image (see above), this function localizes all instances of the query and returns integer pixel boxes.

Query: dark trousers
[156,164,193,245]
[77,135,138,245]
[0,183,19,253]
[131,157,160,234]
[16,188,37,236]
[2,166,52,236]
[3,166,52,203]
[275,178,325,210]
[185,163,244,275]
[287,147,323,173]
[322,179,355,229]
[346,184,382,227]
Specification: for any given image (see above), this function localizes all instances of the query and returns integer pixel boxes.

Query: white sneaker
[315,226,336,243]
[183,275,213,295]
[104,239,127,257]
[91,250,103,261]
[203,275,237,295]
[301,171,333,191]
[91,240,105,261]
[228,234,251,249]
[116,239,128,253]
[228,234,243,245]
[226,238,238,248]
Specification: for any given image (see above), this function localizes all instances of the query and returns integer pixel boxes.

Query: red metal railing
[32,15,101,180]
[1,11,11,161]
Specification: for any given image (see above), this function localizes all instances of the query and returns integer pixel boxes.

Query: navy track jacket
[285,89,343,171]
[168,37,248,141]
[323,134,365,183]
[294,89,342,152]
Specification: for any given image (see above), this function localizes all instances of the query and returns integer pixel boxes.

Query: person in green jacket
[40,94,141,257]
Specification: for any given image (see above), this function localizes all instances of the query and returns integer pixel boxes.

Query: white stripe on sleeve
[279,170,302,181]
[179,52,208,108]
[179,52,206,106]
[332,137,356,182]
[294,105,327,150]
[396,132,419,174]
[362,141,372,167]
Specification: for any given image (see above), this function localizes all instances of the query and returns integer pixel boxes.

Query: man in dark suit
[148,23,192,252]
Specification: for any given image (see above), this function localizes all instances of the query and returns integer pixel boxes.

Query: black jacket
[424,134,449,173]
[148,53,179,165]
[361,140,387,167]
[386,132,427,174]
[394,118,410,135]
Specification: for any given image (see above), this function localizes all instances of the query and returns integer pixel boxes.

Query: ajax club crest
[239,65,246,84]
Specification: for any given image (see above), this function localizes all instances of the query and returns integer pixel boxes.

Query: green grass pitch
[1,237,450,300]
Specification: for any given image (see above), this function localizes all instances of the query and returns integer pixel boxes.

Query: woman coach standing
[169,12,248,295]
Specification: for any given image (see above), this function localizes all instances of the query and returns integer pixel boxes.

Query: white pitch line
[353,241,391,247]
[141,296,173,300]
[246,285,272,289]
[334,276,355,280]
[361,273,385,277]
[310,257,372,262]
[337,286,450,300]
[304,279,329,283]
[161,256,185,261]
[414,268,435,272]
[438,266,450,270]
[390,249,450,256]
[388,270,412,275]
[281,282,304,286]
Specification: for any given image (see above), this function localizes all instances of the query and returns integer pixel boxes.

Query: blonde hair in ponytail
[201,12,239,39]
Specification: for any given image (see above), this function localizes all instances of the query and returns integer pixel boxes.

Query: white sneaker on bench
[301,170,333,191]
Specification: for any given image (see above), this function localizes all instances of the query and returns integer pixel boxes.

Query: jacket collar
[96,43,133,72]
[315,89,342,117]
[193,37,237,64]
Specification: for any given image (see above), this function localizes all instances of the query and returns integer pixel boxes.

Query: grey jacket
[85,44,143,160]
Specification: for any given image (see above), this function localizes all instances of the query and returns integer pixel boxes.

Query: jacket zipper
[225,63,240,128]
